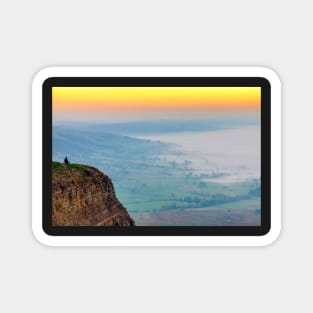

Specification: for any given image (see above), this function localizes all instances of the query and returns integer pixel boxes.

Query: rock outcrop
[52,162,135,226]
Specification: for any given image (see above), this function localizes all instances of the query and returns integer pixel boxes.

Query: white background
[0,0,310,312]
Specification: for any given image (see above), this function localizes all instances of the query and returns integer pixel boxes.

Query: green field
[111,159,260,217]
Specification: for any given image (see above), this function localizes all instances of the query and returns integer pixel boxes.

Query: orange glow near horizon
[53,87,261,111]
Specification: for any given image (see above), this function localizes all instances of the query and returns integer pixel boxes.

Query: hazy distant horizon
[53,108,260,124]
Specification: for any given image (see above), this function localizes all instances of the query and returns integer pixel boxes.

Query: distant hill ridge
[52,162,135,226]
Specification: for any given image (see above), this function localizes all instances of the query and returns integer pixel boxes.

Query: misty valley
[53,119,261,226]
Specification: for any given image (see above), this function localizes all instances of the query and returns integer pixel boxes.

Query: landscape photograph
[52,86,261,226]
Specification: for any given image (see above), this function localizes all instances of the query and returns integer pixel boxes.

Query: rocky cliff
[52,162,135,226]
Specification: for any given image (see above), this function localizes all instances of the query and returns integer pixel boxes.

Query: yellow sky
[53,86,261,111]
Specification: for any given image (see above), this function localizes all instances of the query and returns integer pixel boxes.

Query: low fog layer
[135,126,260,183]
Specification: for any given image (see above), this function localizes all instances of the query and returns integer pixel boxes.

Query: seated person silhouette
[64,157,70,165]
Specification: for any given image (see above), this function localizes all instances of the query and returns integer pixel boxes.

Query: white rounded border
[32,67,281,246]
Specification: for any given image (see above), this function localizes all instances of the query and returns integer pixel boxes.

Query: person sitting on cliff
[64,156,70,165]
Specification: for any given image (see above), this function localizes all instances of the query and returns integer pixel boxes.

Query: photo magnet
[32,67,281,246]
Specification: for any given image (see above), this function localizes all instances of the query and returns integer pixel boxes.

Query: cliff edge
[52,162,135,226]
